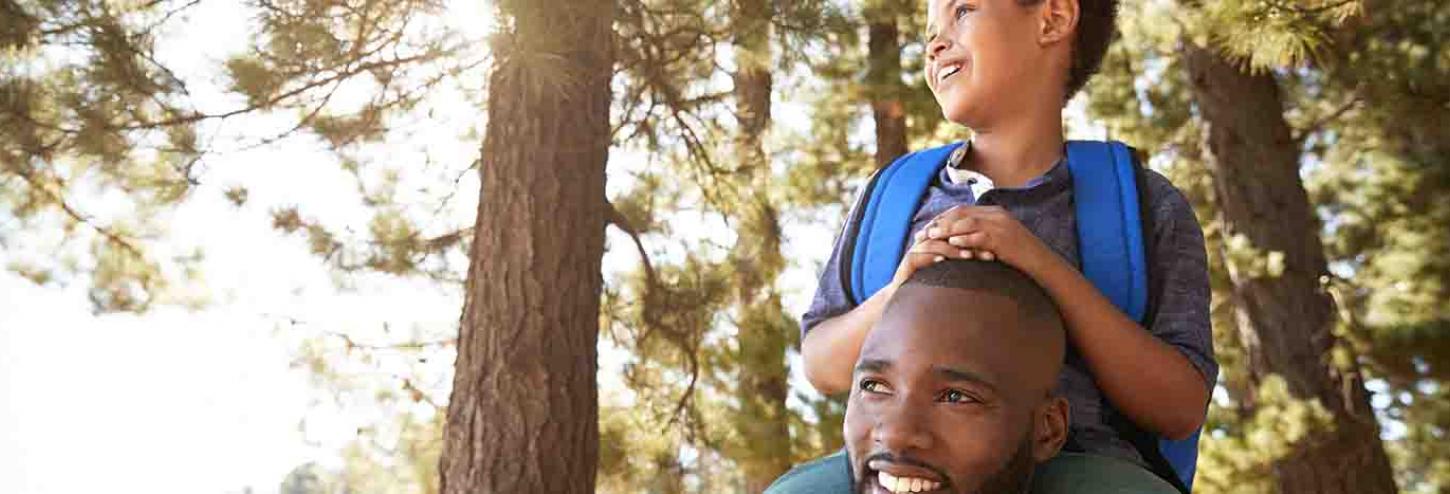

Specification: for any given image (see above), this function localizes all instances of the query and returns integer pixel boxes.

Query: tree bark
[730,0,793,491]
[866,5,908,168]
[1181,42,1397,494]
[439,1,614,492]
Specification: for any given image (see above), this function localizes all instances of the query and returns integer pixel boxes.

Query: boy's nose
[926,36,950,62]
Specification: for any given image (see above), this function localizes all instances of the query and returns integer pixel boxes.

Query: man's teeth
[877,471,942,492]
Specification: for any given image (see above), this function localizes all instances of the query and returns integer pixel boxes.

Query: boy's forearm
[1023,252,1210,439]
[801,285,896,395]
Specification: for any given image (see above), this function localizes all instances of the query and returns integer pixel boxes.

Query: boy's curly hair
[1059,0,1119,98]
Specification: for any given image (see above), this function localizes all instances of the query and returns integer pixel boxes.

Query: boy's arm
[801,285,895,395]
[1022,248,1210,439]
[927,201,1213,440]
[800,236,963,395]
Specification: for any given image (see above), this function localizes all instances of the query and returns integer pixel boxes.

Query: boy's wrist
[873,283,900,305]
[1017,241,1068,281]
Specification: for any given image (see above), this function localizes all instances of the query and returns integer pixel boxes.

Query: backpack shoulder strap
[845,142,964,306]
[1067,140,1200,493]
[1065,140,1149,321]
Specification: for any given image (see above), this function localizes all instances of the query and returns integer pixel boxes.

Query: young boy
[797,0,1215,490]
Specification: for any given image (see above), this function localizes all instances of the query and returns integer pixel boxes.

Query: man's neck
[964,113,1065,189]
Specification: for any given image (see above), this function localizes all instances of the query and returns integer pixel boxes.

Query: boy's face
[924,0,1067,127]
[844,284,1068,494]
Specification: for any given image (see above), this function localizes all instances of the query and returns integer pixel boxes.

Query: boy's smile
[933,57,968,86]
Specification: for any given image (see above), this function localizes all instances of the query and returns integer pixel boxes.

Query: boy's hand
[888,238,959,289]
[915,205,1059,274]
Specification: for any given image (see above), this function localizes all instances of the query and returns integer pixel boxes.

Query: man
[771,259,1177,493]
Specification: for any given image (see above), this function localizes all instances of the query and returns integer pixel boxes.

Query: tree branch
[1294,96,1360,143]
[4,161,146,260]
[604,199,658,287]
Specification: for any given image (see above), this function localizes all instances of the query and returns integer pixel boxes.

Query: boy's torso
[802,148,1217,468]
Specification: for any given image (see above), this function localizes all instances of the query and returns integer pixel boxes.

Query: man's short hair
[902,259,1064,330]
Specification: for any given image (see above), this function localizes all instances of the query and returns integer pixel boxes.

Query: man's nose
[873,401,934,452]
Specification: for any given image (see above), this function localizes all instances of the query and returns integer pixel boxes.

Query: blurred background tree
[1,0,1445,492]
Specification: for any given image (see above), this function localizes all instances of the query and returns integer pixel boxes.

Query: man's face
[923,0,1060,126]
[844,284,1068,494]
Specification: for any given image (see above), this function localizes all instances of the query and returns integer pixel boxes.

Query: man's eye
[860,379,890,394]
[941,389,979,404]
[955,4,974,19]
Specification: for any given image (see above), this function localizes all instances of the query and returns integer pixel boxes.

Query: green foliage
[1085,0,1450,491]
[7,0,1448,491]
[1189,0,1362,71]
[1197,375,1339,494]
[1,0,204,312]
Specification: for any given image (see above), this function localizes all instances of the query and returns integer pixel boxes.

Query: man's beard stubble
[852,434,1036,494]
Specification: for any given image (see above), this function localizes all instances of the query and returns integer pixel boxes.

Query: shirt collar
[944,140,1068,192]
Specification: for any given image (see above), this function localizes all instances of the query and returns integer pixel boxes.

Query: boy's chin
[938,103,980,129]
[933,92,981,128]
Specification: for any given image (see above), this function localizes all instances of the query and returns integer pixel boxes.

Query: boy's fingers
[927,206,972,231]
[946,231,990,249]
[908,239,960,258]
[899,252,945,278]
[931,216,980,239]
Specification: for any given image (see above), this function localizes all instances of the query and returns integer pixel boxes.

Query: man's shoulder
[764,451,853,494]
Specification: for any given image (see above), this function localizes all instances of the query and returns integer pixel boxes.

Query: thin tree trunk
[1181,42,1397,494]
[730,0,792,491]
[866,5,908,168]
[439,1,614,492]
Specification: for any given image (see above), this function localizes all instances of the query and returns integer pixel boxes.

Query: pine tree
[1084,0,1447,491]
[438,0,615,491]
[1182,39,1396,493]
[722,0,794,490]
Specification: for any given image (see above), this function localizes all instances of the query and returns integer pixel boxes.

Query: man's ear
[1031,396,1071,462]
[1038,0,1080,45]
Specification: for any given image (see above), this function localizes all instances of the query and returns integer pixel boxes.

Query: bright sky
[0,1,486,493]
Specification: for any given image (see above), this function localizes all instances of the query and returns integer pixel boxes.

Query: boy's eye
[941,389,980,404]
[954,4,974,19]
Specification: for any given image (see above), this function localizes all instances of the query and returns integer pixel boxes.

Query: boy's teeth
[941,65,960,81]
[877,471,941,492]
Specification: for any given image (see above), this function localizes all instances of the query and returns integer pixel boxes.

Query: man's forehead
[856,357,1000,389]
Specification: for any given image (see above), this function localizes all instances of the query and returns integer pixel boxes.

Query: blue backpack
[840,140,1203,492]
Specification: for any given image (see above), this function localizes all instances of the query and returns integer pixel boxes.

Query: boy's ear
[1038,0,1080,45]
[1031,396,1071,461]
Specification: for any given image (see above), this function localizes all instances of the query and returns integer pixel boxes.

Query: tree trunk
[730,0,793,491]
[866,4,908,168]
[1181,42,1397,494]
[439,1,614,492]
